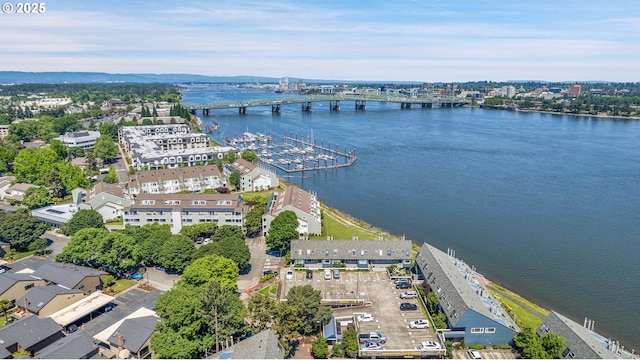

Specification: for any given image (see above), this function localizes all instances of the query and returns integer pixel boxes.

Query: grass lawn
[242,191,273,204]
[314,210,377,240]
[487,283,548,330]
[107,279,137,294]
[257,283,278,299]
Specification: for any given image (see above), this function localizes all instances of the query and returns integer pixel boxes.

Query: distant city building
[263,185,321,236]
[500,86,516,98]
[123,193,249,234]
[129,164,224,195]
[569,84,581,97]
[57,130,101,149]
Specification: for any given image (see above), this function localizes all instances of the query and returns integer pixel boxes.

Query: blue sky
[1,0,639,82]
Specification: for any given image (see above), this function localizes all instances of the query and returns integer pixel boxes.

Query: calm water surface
[184,86,640,349]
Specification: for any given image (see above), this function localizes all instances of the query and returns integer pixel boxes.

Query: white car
[360,341,382,350]
[420,341,441,350]
[285,270,294,280]
[409,319,430,329]
[357,313,374,322]
[468,349,482,359]
[324,269,332,280]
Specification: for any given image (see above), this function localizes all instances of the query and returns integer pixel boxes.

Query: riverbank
[482,105,640,120]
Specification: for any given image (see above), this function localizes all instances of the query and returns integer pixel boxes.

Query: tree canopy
[0,208,48,251]
[266,210,299,251]
[62,209,105,236]
[275,285,332,346]
[93,134,118,164]
[181,254,239,289]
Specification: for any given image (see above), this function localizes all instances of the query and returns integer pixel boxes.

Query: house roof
[538,311,620,359]
[0,272,41,295]
[133,164,222,185]
[90,182,125,199]
[37,330,98,359]
[107,315,159,353]
[415,243,519,331]
[229,329,284,359]
[31,261,107,289]
[270,186,317,217]
[17,285,84,314]
[290,239,412,261]
[0,315,62,351]
[229,158,257,175]
[126,193,246,212]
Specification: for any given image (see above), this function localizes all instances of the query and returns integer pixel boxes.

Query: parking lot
[282,268,441,353]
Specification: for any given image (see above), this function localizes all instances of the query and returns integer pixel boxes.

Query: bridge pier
[239,106,247,115]
[190,109,196,115]
[441,102,453,108]
[421,103,433,108]
[272,104,281,113]
[330,100,340,111]
[355,100,366,111]
[203,108,210,116]
[401,102,412,109]
[302,102,312,112]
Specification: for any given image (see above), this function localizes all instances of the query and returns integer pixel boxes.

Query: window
[25,283,35,291]
[471,328,484,333]
[485,328,496,333]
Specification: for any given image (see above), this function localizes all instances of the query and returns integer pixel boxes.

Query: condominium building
[129,165,224,195]
[123,193,249,234]
[263,185,321,236]
[224,158,279,192]
[119,124,235,170]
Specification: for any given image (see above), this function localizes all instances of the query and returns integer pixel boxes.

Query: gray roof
[37,330,98,359]
[0,315,62,351]
[107,315,159,353]
[538,311,620,359]
[17,285,84,314]
[0,272,41,294]
[231,329,284,359]
[32,261,107,289]
[415,243,518,331]
[290,239,412,261]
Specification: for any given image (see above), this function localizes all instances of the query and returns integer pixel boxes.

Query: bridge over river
[182,93,468,115]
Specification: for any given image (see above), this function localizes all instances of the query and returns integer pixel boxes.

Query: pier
[225,131,357,173]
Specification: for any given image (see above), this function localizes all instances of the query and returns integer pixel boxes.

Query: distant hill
[0,71,287,84]
[0,71,421,85]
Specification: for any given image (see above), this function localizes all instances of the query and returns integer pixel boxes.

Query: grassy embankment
[486,282,548,330]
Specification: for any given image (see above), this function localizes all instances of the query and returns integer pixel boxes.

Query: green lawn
[257,283,278,299]
[241,191,273,204]
[107,279,137,294]
[487,283,548,330]
[312,211,377,240]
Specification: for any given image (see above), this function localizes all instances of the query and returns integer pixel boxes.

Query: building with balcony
[224,158,279,192]
[262,185,320,236]
[123,193,249,234]
[129,165,224,195]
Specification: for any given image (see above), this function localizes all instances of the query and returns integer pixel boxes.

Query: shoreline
[482,105,640,120]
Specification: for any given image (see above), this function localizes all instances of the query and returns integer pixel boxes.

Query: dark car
[306,269,313,279]
[399,302,418,311]
[262,269,278,277]
[396,282,412,289]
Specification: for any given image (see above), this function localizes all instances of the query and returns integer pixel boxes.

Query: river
[183,85,640,349]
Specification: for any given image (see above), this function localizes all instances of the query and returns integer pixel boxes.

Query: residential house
[414,243,519,346]
[225,158,279,192]
[3,182,36,203]
[123,193,249,234]
[212,329,285,359]
[77,183,131,221]
[37,330,100,359]
[262,186,321,236]
[0,272,46,304]
[94,307,160,359]
[31,262,108,294]
[17,285,86,318]
[537,311,623,359]
[0,315,63,358]
[290,239,412,269]
[0,176,16,197]
[129,165,224,195]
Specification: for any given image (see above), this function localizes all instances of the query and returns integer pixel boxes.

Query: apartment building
[129,165,224,195]
[224,158,279,192]
[263,185,321,236]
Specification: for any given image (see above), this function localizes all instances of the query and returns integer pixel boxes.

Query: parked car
[285,270,294,280]
[357,313,374,322]
[131,273,143,280]
[400,291,418,299]
[396,282,412,289]
[155,265,167,272]
[409,319,430,329]
[333,268,340,279]
[358,331,387,344]
[468,350,483,359]
[262,269,278,277]
[202,238,211,245]
[306,269,313,279]
[399,302,418,311]
[394,277,412,284]
[360,341,382,351]
[324,269,331,280]
[420,341,441,350]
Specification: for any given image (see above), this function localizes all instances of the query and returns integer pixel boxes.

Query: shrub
[492,344,513,349]
[469,343,484,350]
[259,273,275,283]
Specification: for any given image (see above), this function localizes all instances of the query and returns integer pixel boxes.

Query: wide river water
[183,85,640,349]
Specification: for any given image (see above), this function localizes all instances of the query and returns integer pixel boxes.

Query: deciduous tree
[93,134,118,164]
[266,210,299,251]
[275,285,332,344]
[23,186,53,209]
[181,254,238,289]
[201,281,247,352]
[0,208,48,251]
[62,209,106,236]
[159,234,195,272]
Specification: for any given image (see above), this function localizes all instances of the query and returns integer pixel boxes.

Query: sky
[1,0,639,82]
